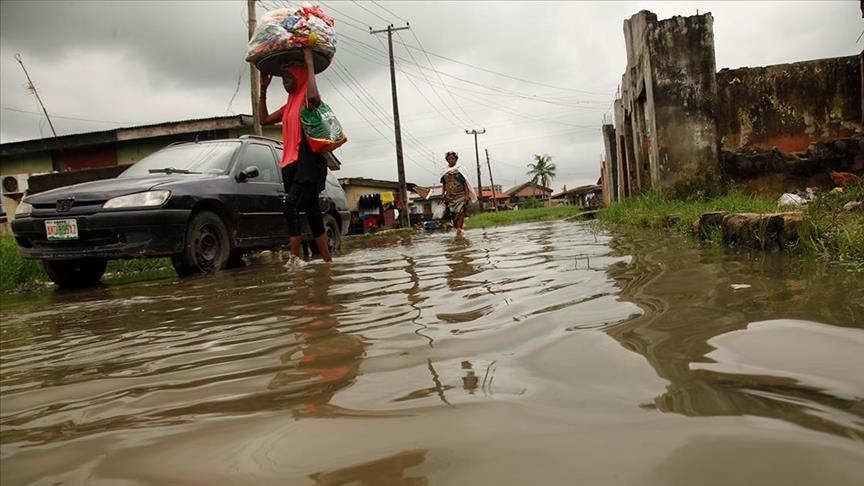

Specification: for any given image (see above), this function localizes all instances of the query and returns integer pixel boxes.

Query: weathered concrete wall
[716,55,862,153]
[608,9,862,200]
[715,54,863,194]
[613,98,632,200]
[648,14,720,197]
[614,11,721,199]
[0,152,52,177]
[601,124,618,204]
[619,11,655,195]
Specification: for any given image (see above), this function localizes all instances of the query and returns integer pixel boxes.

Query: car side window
[238,143,280,183]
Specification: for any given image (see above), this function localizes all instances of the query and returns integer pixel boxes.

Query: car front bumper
[12,209,191,260]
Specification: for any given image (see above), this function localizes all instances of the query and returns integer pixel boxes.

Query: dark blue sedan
[12,136,350,287]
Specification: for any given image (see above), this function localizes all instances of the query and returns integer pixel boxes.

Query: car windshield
[120,142,240,178]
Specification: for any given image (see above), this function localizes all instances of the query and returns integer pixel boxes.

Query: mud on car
[11,135,350,288]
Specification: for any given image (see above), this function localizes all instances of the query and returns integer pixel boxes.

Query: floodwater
[1,220,863,485]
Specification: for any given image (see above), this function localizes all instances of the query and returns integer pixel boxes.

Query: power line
[394,40,614,96]
[392,31,464,129]
[400,29,474,128]
[1,106,132,125]
[350,0,391,24]
[370,1,409,24]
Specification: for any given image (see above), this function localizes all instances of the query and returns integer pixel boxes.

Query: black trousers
[282,164,325,238]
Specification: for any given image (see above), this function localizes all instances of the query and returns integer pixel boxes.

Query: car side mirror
[236,166,259,182]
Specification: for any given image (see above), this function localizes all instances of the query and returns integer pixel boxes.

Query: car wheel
[42,259,107,288]
[323,214,341,254]
[226,250,246,269]
[172,210,230,276]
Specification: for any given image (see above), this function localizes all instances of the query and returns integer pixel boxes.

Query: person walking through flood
[440,151,476,234]
[259,47,331,266]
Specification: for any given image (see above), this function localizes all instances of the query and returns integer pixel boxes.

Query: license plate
[45,219,79,240]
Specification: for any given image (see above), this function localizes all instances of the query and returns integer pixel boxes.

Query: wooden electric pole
[466,128,485,212]
[370,23,411,229]
[15,54,61,150]
[248,0,262,136]
[485,148,498,212]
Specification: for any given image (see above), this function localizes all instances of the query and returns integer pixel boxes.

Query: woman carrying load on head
[440,151,476,234]
[259,47,331,266]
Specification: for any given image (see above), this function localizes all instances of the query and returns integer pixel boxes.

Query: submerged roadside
[2,188,860,294]
[594,186,864,264]
[1,206,590,293]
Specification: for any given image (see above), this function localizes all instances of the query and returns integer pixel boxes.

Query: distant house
[410,185,437,216]
[478,186,511,210]
[337,177,409,212]
[414,185,447,218]
[337,177,424,232]
[550,184,603,207]
[505,182,552,207]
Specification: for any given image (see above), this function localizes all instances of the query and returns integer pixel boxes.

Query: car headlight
[103,190,171,209]
[15,200,33,216]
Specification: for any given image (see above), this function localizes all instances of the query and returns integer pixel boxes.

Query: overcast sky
[1,1,860,191]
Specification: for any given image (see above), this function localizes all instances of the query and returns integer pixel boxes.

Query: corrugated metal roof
[1,114,253,157]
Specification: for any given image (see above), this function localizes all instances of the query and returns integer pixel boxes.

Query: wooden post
[248,0,262,136]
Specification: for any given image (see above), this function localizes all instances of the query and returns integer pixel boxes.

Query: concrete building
[602,10,862,203]
[605,10,721,202]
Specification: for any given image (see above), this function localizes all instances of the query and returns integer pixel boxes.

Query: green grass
[1,234,173,293]
[0,235,45,292]
[795,184,864,260]
[595,186,864,261]
[596,190,776,234]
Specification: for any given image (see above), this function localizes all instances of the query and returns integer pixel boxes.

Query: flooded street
[1,220,863,485]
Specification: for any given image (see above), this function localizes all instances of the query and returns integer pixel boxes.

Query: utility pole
[15,54,61,150]
[248,0,262,136]
[484,148,498,212]
[465,129,485,212]
[370,23,411,229]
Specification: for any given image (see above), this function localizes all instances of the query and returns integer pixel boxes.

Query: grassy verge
[595,190,776,233]
[595,186,864,261]
[794,186,864,260]
[0,235,173,293]
[0,236,45,292]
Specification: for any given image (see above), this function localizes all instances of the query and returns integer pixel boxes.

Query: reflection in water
[267,264,366,418]
[604,229,864,439]
[445,234,477,288]
[310,448,428,486]
[1,221,862,484]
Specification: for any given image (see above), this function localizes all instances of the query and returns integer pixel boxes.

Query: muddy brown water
[1,220,862,485]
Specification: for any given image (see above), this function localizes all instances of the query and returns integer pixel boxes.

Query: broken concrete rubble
[693,211,804,252]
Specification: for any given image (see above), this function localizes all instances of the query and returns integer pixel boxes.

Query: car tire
[323,214,341,254]
[42,258,107,288]
[172,210,230,276]
[226,250,246,269]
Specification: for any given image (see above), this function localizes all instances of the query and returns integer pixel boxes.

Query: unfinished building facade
[602,10,863,203]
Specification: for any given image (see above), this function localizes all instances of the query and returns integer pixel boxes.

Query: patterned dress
[441,169,468,218]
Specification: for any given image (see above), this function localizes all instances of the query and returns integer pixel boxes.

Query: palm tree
[526,154,556,205]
